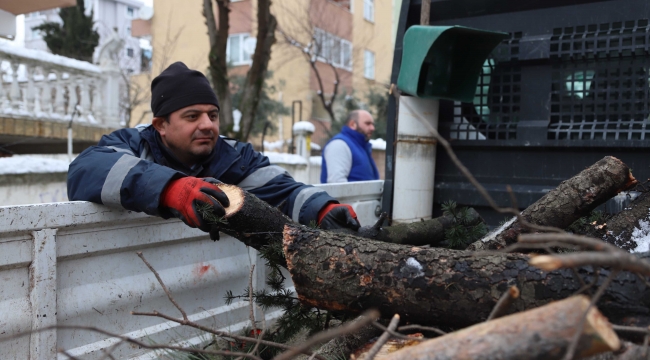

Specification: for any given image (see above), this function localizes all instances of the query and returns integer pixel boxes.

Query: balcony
[0,42,122,154]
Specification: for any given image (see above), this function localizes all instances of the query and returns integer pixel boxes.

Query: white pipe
[392,97,439,224]
[67,127,73,164]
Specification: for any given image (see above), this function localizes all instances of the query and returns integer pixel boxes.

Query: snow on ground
[370,138,386,150]
[631,211,650,253]
[0,155,71,175]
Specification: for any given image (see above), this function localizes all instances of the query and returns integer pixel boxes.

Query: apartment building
[133,0,394,147]
[24,0,144,74]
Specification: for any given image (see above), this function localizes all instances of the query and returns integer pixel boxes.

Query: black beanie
[151,62,220,117]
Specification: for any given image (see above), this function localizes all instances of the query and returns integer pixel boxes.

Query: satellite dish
[243,37,257,54]
[139,6,153,20]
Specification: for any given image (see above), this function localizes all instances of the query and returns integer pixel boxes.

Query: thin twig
[248,304,267,358]
[487,285,520,321]
[45,324,263,360]
[612,324,650,334]
[59,349,83,360]
[563,270,619,360]
[249,264,257,335]
[97,341,121,360]
[273,309,380,360]
[131,310,327,360]
[518,233,621,253]
[136,251,188,321]
[372,322,426,342]
[530,252,650,276]
[366,314,400,360]
[397,324,446,336]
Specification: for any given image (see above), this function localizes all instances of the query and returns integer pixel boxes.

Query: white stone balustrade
[0,42,121,128]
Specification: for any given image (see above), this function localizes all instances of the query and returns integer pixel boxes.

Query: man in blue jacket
[67,62,360,239]
[321,110,380,183]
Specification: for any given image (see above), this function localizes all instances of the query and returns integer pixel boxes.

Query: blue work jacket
[67,125,335,225]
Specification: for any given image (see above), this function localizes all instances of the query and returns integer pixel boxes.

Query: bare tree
[203,0,277,142]
[273,0,382,139]
[118,17,185,128]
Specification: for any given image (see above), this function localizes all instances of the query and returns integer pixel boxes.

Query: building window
[363,0,374,22]
[126,26,131,36]
[226,33,253,65]
[314,28,352,70]
[364,50,375,79]
[26,11,41,18]
[126,7,135,19]
[126,48,134,58]
[29,28,42,40]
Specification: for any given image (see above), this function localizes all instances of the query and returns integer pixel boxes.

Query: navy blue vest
[321,126,379,183]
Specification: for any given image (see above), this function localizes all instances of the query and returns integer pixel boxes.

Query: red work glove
[160,177,230,234]
[318,203,360,231]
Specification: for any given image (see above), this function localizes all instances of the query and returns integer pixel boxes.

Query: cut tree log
[383,295,619,360]
[338,208,484,247]
[467,156,637,251]
[592,191,650,253]
[282,224,650,329]
[217,184,483,249]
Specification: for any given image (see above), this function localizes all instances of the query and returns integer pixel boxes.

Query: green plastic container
[397,25,508,102]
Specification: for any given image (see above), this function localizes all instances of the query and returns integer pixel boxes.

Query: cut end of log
[508,285,520,299]
[529,255,562,271]
[585,306,621,354]
[218,184,246,217]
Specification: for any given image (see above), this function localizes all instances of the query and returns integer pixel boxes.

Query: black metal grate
[548,19,650,140]
[449,32,522,140]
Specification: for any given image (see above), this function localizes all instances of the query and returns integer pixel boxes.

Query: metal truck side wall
[0,181,383,359]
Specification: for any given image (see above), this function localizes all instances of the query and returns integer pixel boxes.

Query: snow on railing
[0,42,121,127]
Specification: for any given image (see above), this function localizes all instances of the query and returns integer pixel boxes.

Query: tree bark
[237,0,277,142]
[336,209,483,247]
[217,185,483,250]
[592,191,650,252]
[467,156,637,251]
[282,224,650,329]
[203,0,234,133]
[218,184,292,250]
[383,295,620,360]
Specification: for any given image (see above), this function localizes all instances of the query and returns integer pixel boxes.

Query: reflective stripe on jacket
[67,125,335,225]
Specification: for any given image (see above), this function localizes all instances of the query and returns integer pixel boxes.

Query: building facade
[23,0,144,74]
[131,0,395,148]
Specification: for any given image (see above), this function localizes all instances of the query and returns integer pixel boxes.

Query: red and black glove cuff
[317,203,360,231]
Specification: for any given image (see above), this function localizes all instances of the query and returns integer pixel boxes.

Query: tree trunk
[218,184,292,251]
[237,0,277,142]
[383,295,620,360]
[217,185,483,250]
[203,0,234,134]
[338,208,484,247]
[282,224,650,329]
[592,191,650,252]
[468,156,637,251]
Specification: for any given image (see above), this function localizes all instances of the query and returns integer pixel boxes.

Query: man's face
[351,111,375,141]
[152,104,220,166]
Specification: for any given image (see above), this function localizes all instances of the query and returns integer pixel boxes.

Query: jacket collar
[341,125,370,149]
